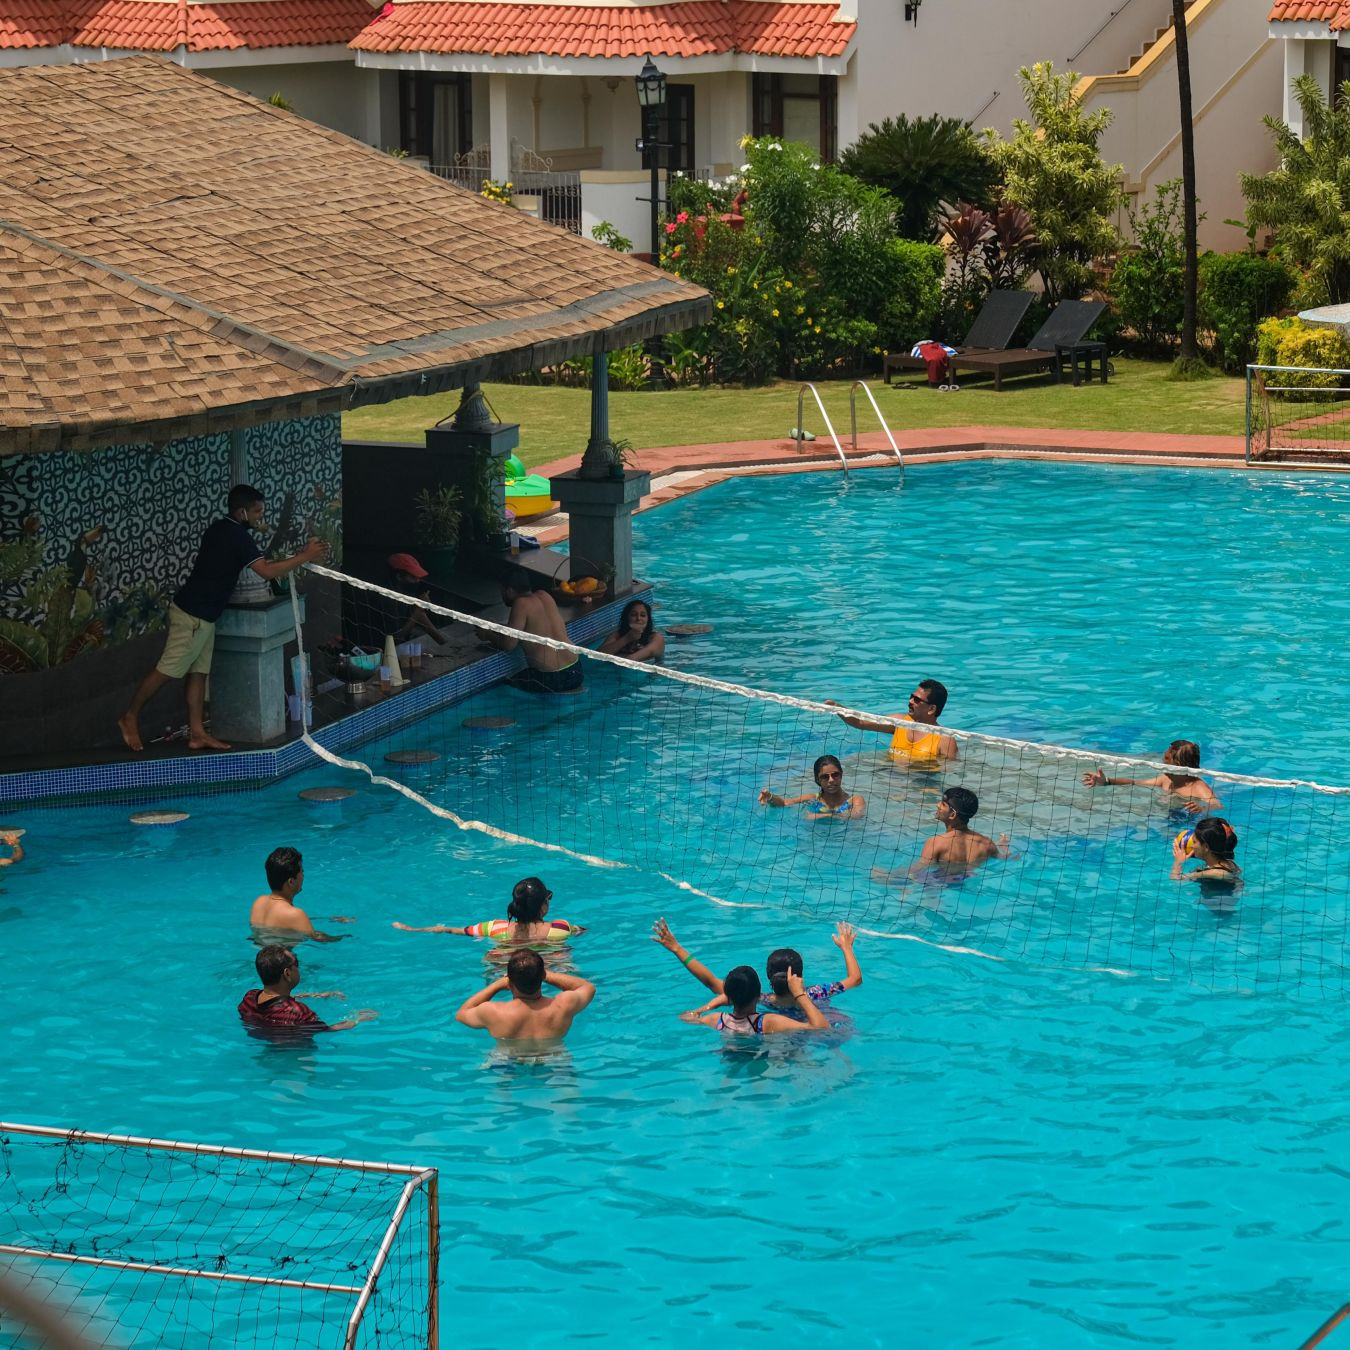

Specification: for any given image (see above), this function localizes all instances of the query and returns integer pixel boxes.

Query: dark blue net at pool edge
[303,571,1350,998]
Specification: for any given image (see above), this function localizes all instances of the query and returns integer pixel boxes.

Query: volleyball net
[294,566,1350,996]
[0,1122,437,1350]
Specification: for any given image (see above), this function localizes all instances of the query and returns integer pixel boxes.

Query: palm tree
[1173,0,1200,367]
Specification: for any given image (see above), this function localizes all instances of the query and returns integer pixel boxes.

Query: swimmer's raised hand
[832,921,856,949]
[1083,768,1108,788]
[651,917,679,951]
[758,788,785,807]
[784,970,807,999]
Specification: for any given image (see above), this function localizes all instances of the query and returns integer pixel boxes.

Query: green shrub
[1110,180,1185,355]
[1199,252,1296,372]
[1254,316,1350,391]
[607,343,649,390]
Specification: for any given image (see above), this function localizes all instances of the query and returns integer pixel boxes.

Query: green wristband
[679,952,694,967]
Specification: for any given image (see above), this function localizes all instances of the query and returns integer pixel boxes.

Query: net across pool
[5,459,1350,1347]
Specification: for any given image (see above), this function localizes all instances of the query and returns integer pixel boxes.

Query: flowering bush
[480,179,513,206]
[661,138,943,383]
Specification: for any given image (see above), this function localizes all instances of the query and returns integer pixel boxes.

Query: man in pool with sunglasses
[827,678,958,764]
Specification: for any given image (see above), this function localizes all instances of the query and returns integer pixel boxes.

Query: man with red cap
[352,553,449,650]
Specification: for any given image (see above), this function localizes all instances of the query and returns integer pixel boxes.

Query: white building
[0,0,1315,251]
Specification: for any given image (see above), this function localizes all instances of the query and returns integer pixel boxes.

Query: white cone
[382,634,406,686]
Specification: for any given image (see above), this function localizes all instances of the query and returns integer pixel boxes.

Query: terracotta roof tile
[0,57,709,452]
[0,0,375,51]
[1267,0,1350,25]
[352,1,854,60]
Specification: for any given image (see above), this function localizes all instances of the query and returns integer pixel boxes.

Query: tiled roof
[352,1,855,60]
[1267,0,1350,25]
[0,0,377,52]
[0,57,709,453]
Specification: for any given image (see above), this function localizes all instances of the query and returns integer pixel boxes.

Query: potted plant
[413,484,463,586]
[608,438,634,480]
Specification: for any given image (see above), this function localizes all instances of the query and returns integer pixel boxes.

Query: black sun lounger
[882,290,1034,383]
[948,299,1107,391]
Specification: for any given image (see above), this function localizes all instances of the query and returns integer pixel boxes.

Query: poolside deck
[519,426,1275,546]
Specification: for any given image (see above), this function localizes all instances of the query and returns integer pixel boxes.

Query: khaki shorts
[156,603,215,678]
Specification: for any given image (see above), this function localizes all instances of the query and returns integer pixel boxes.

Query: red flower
[664,222,677,234]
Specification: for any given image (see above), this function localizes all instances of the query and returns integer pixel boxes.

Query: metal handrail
[1299,1303,1350,1350]
[968,90,1000,124]
[794,383,848,474]
[1066,0,1143,63]
[849,380,905,479]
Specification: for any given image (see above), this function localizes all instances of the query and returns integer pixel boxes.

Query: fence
[0,1121,438,1350]
[1246,363,1350,464]
[430,165,582,234]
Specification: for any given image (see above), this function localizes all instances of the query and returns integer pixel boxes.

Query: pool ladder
[792,382,905,480]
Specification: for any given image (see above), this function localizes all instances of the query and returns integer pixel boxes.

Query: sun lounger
[949,300,1107,391]
[882,290,1034,384]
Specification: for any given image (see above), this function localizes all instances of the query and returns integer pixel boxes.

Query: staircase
[1115,0,1197,74]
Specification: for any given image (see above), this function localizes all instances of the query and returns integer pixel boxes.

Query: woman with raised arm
[599,599,665,663]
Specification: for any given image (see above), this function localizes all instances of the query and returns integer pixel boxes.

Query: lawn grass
[342,358,1247,470]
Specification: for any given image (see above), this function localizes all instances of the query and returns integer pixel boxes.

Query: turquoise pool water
[5,461,1350,1347]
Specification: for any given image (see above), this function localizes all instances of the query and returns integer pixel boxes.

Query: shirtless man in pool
[487,566,584,694]
[454,949,596,1042]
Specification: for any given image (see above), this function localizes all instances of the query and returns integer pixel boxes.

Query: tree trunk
[1173,0,1199,360]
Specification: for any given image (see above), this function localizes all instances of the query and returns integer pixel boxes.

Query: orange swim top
[888,714,943,763]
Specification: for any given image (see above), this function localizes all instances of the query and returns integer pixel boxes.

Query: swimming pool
[5,460,1350,1347]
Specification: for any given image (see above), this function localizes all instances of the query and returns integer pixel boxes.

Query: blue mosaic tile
[0,588,650,809]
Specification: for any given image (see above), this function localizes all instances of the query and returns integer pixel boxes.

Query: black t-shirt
[173,518,264,622]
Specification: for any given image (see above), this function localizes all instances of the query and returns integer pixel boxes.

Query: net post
[426,1170,440,1350]
[1245,364,1252,465]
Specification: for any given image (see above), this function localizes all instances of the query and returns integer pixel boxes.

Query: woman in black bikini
[599,600,665,663]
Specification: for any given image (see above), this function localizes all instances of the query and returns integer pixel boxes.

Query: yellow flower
[772,308,780,317]
[726,266,737,275]
[716,300,725,309]
[796,305,805,315]
[814,326,822,334]
[784,280,793,289]
[752,281,759,290]
[805,317,813,325]
[872,345,882,353]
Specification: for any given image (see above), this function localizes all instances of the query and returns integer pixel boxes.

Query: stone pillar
[578,353,612,479]
[211,594,302,744]
[548,469,650,596]
[489,74,510,183]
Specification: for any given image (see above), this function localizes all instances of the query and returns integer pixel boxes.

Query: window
[1337,48,1350,106]
[399,74,473,165]
[663,84,695,175]
[751,73,837,161]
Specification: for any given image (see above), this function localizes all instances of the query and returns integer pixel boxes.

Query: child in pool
[759,754,865,821]
[393,876,585,944]
[653,918,862,1020]
[681,965,829,1037]
[1172,816,1241,904]
[1083,739,1220,814]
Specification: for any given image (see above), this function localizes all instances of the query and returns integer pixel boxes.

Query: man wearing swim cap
[454,950,595,1042]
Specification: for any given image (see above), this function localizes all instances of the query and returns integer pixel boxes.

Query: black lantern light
[634,55,667,111]
[904,0,920,23]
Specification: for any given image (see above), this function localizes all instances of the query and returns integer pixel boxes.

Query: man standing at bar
[118,484,325,752]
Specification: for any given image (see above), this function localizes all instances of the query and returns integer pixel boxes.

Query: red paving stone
[523,424,1350,542]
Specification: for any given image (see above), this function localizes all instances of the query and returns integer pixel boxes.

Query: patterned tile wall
[0,414,340,670]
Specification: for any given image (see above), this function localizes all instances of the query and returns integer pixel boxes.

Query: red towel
[913,341,951,386]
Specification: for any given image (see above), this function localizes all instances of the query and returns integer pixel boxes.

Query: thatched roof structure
[0,56,711,453]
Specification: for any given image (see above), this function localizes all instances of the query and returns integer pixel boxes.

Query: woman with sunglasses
[759,754,866,820]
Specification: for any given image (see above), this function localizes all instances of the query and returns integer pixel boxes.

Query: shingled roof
[1267,0,1350,24]
[0,56,710,453]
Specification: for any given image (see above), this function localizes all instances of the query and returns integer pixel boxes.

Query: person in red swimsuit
[238,945,375,1039]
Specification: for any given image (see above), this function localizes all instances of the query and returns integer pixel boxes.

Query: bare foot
[117,713,144,752]
[187,733,231,751]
